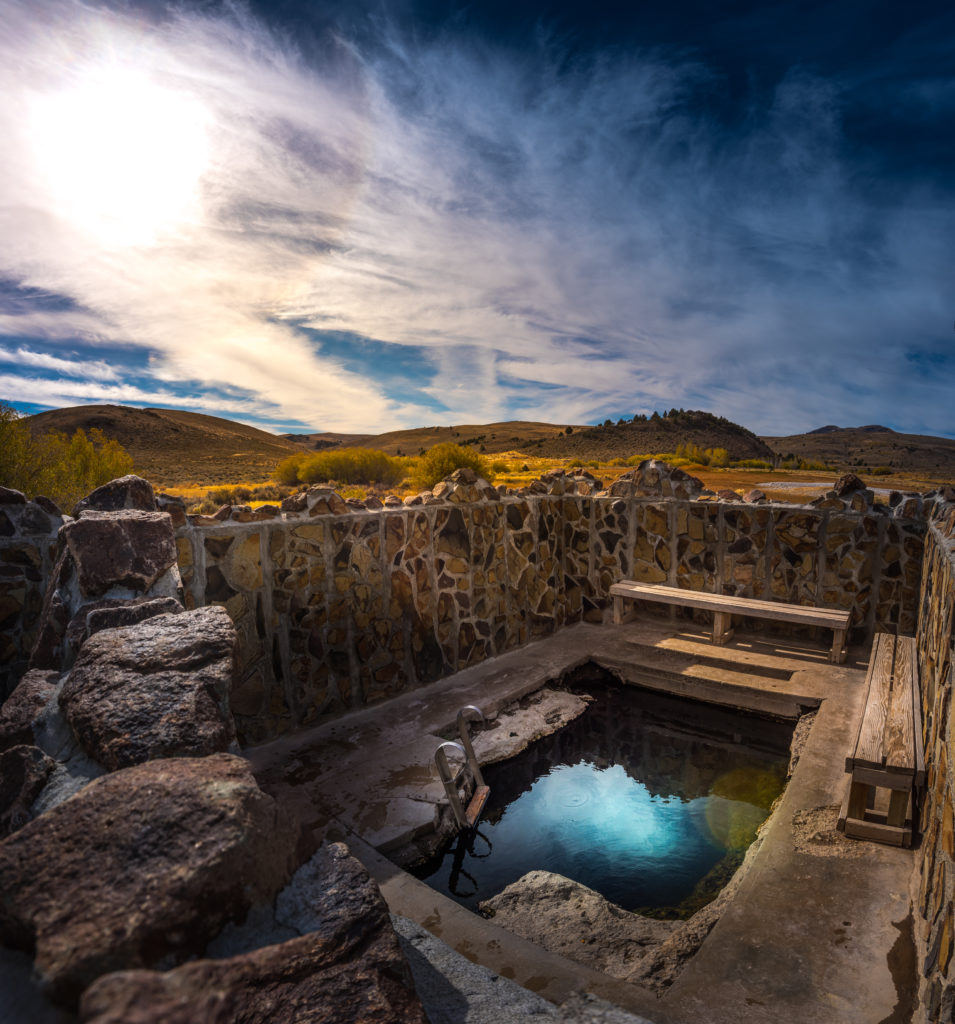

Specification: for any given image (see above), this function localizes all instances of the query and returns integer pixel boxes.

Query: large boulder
[60,510,177,598]
[64,597,183,657]
[0,669,59,751]
[72,476,156,516]
[0,744,55,838]
[0,753,298,1006]
[79,843,428,1024]
[479,870,677,980]
[59,607,236,771]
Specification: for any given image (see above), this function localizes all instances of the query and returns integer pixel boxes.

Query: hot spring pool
[411,679,793,916]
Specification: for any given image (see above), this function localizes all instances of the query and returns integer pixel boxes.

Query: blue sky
[1,0,953,437]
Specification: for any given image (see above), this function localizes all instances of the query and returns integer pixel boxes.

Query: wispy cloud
[0,345,119,380]
[0,0,952,435]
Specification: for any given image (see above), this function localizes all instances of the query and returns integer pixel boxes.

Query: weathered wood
[842,633,921,849]
[830,627,847,665]
[851,633,894,771]
[847,779,869,823]
[902,636,926,788]
[884,636,916,773]
[838,774,852,833]
[466,785,490,828]
[844,816,910,848]
[712,611,734,645]
[850,765,914,791]
[887,788,909,829]
[608,581,851,630]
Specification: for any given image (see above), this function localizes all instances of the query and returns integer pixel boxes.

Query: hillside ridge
[22,404,955,486]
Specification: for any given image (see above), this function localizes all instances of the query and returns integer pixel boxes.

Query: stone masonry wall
[916,498,955,1022]
[174,478,926,745]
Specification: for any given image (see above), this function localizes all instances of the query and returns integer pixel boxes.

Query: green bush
[871,466,892,476]
[275,448,405,488]
[412,443,492,490]
[0,403,134,511]
[490,460,509,474]
[731,459,773,470]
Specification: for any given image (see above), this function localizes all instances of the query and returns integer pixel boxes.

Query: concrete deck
[247,620,918,1024]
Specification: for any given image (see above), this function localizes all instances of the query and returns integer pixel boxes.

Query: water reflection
[412,677,792,914]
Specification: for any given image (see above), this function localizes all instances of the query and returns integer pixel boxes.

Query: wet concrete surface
[245,620,917,1024]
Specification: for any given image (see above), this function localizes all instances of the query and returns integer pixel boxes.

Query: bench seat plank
[851,632,894,772]
[608,581,850,630]
[884,636,916,774]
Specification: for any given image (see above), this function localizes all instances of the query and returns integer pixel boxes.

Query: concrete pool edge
[247,620,917,1023]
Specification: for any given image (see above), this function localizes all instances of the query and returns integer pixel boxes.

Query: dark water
[411,678,793,915]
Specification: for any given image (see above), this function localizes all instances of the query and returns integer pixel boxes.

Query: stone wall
[173,472,927,745]
[916,498,955,1021]
[0,488,64,699]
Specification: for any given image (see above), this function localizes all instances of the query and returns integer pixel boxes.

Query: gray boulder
[78,843,427,1024]
[59,607,236,771]
[61,510,177,597]
[0,669,59,751]
[72,475,156,516]
[0,753,298,1006]
[0,744,55,837]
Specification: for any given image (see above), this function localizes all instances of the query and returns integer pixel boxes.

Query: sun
[29,64,210,248]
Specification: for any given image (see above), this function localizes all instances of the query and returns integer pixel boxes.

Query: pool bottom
[411,676,793,916]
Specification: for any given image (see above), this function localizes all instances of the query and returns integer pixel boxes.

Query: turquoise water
[412,678,791,914]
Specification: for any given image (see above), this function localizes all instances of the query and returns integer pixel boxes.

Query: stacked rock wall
[173,471,927,745]
[915,498,955,1022]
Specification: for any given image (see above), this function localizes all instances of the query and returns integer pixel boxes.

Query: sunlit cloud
[0,0,952,435]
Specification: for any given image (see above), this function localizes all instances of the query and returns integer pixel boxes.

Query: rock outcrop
[0,753,298,1006]
[0,743,55,838]
[79,843,427,1024]
[480,871,677,979]
[59,607,237,771]
[0,668,58,751]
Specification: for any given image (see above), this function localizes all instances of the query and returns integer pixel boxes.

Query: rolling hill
[26,405,302,487]
[763,425,955,475]
[283,411,774,462]
[23,405,955,489]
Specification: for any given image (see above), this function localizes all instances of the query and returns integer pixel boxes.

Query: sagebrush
[0,403,134,511]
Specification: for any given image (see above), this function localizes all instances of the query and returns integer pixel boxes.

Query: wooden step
[466,785,490,828]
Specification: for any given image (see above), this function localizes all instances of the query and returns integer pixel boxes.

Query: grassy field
[167,452,950,513]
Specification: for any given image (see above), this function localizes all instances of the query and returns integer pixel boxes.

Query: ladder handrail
[434,741,468,829]
[456,705,486,789]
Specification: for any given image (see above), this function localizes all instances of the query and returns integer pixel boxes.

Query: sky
[1,0,953,438]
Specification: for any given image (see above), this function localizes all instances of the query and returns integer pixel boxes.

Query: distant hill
[282,421,587,456]
[284,411,773,462]
[533,410,774,461]
[26,405,301,487]
[763,425,955,474]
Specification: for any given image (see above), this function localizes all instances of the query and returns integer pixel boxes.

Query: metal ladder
[434,705,490,831]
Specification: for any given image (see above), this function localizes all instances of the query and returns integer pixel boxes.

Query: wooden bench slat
[608,582,850,629]
[884,636,916,774]
[852,633,894,771]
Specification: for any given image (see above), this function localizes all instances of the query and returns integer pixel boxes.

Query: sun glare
[29,66,210,247]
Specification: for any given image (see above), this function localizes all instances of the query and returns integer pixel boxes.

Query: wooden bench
[610,581,851,663]
[838,633,924,847]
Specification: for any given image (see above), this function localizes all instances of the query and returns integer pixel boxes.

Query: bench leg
[712,611,734,646]
[830,627,847,664]
[887,789,910,829]
[613,595,624,625]
[848,779,869,822]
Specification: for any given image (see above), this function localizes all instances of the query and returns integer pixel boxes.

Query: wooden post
[712,610,734,645]
[830,627,847,664]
